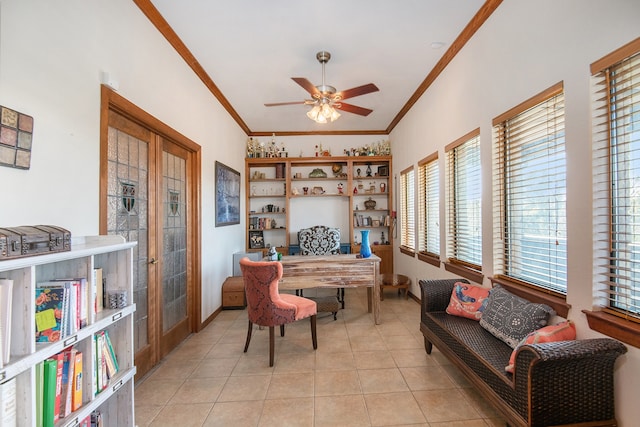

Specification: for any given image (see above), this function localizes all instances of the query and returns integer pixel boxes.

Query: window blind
[592,38,640,318]
[492,83,567,294]
[446,130,481,268]
[400,167,415,250]
[418,153,440,256]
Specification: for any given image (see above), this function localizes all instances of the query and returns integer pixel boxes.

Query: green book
[42,359,57,427]
[35,361,44,427]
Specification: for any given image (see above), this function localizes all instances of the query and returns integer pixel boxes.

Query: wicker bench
[419,278,627,427]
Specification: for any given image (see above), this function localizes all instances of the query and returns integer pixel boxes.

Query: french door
[100,87,201,379]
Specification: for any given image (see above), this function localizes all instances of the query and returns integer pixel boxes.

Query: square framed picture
[215,161,241,227]
[249,230,265,249]
[377,165,389,177]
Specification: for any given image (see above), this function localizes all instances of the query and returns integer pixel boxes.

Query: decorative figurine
[337,183,344,194]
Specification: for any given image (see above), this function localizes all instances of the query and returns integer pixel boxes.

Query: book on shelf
[0,279,13,368]
[60,347,77,418]
[36,361,44,427]
[35,285,66,343]
[36,278,92,343]
[0,377,16,427]
[92,268,104,321]
[78,414,91,427]
[72,350,83,412]
[42,358,58,427]
[52,352,64,423]
[94,334,108,394]
[90,410,103,427]
[99,330,119,378]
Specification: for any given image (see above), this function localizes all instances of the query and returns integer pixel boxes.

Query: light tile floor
[135,287,507,427]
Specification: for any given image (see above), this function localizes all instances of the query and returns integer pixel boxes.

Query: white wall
[389,1,640,425]
[0,0,247,321]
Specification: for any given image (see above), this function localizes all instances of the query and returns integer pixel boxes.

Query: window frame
[399,165,416,256]
[491,81,568,297]
[444,129,483,283]
[418,152,440,267]
[585,37,640,348]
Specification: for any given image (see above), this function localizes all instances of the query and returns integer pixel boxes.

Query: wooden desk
[278,254,382,324]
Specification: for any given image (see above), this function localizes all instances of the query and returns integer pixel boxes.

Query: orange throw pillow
[505,320,576,373]
[446,282,490,320]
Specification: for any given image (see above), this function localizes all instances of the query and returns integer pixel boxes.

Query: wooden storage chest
[222,276,246,309]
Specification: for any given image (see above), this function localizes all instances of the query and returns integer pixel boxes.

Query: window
[590,38,640,344]
[446,129,482,276]
[418,153,440,265]
[492,82,567,294]
[399,166,415,253]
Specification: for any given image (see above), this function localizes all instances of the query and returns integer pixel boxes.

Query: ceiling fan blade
[264,101,306,107]
[292,77,321,97]
[334,102,373,116]
[334,83,379,101]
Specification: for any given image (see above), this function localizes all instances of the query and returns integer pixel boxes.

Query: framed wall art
[215,161,241,227]
[0,105,34,169]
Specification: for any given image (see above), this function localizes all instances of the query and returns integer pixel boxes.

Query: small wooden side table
[379,274,411,300]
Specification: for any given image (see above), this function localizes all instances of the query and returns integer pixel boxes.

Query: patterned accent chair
[240,257,318,366]
[298,225,345,310]
[298,225,341,256]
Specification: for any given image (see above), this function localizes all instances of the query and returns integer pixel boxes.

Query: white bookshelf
[0,235,136,426]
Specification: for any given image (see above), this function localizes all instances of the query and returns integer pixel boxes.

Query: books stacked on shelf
[94,330,118,395]
[0,279,13,369]
[38,347,83,426]
[35,278,90,343]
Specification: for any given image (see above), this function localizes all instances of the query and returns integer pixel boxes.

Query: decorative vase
[360,230,372,258]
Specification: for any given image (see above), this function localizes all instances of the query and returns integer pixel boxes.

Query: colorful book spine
[72,350,83,411]
[42,358,58,427]
[35,361,44,427]
[52,352,64,422]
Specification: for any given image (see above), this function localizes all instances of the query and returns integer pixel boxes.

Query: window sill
[399,246,415,257]
[443,261,483,284]
[490,276,570,318]
[583,309,640,349]
[417,252,440,267]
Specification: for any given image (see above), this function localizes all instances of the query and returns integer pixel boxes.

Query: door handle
[149,258,159,265]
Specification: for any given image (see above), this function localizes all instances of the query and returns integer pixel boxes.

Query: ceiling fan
[264,51,379,122]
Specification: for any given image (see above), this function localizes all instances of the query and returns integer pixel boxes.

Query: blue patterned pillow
[479,286,555,348]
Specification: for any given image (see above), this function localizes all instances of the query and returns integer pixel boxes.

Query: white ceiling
[148,0,488,135]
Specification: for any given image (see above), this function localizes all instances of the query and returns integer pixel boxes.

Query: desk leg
[373,266,380,325]
[367,288,372,313]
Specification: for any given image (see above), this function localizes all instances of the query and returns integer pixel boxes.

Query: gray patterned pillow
[479,286,555,348]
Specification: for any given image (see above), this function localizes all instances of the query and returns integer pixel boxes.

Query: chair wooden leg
[269,326,275,367]
[310,315,317,349]
[244,320,253,353]
[280,324,285,337]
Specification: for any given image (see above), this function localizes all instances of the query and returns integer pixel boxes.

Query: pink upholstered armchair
[240,257,318,366]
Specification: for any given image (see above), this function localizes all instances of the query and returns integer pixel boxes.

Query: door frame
[99,85,202,377]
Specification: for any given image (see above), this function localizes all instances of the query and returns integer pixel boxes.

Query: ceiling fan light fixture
[321,103,333,118]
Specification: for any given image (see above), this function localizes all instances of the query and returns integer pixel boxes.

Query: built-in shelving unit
[0,235,136,426]
[245,156,393,273]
